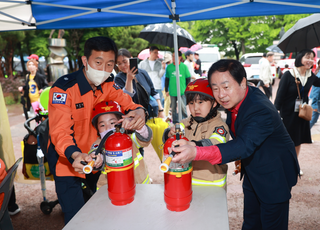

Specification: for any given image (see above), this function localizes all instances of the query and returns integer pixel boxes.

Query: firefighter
[47,36,146,224]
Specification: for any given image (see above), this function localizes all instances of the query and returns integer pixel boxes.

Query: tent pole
[172,0,182,122]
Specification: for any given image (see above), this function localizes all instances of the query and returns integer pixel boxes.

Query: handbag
[293,70,313,121]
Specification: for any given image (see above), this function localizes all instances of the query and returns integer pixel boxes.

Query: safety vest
[192,174,227,187]
[180,122,227,187]
[131,133,150,184]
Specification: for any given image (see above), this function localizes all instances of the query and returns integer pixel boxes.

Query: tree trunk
[0,55,4,78]
[68,54,74,72]
[4,40,14,78]
[232,41,240,60]
[17,42,27,76]
[241,40,246,56]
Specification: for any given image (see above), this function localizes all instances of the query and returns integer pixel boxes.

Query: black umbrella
[139,23,196,48]
[278,14,320,53]
[266,44,283,54]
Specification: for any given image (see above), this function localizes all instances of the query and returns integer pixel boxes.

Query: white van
[196,44,221,73]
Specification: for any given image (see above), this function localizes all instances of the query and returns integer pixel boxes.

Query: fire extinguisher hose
[82,129,115,174]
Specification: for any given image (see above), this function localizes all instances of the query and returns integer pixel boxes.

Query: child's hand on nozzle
[168,125,176,138]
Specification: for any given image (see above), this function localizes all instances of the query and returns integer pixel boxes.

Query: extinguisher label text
[106,147,133,167]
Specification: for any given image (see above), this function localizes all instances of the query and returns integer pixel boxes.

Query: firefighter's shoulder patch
[213,126,227,137]
[113,83,121,90]
[52,92,67,104]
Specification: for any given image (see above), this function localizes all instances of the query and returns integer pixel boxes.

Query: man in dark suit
[172,59,300,230]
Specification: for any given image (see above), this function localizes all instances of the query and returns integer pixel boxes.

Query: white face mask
[85,63,111,86]
[100,128,115,139]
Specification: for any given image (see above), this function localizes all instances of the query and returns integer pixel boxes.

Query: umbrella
[139,23,196,48]
[278,14,320,53]
[266,44,283,54]
[139,22,195,122]
[179,43,202,53]
[138,49,164,60]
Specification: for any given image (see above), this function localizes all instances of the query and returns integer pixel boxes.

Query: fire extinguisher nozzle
[159,163,169,173]
[83,165,93,174]
[159,155,174,173]
[83,159,95,174]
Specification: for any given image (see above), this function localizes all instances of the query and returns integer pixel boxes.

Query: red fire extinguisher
[161,124,193,212]
[83,124,135,206]
[104,124,135,206]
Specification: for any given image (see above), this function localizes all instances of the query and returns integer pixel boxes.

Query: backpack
[135,81,158,119]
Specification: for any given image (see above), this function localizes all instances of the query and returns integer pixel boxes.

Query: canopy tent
[1,0,320,31]
[2,0,320,121]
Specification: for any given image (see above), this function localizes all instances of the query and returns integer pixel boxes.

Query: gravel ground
[6,78,320,229]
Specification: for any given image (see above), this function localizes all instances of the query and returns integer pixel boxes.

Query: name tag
[294,99,302,112]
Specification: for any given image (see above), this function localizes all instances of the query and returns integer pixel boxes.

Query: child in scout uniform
[163,79,229,190]
[91,100,152,184]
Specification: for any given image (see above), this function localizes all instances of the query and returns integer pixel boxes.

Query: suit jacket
[218,86,300,204]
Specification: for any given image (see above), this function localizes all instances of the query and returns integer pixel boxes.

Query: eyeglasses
[117,59,129,67]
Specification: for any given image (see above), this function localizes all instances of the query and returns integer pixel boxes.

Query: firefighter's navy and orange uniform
[47,67,142,223]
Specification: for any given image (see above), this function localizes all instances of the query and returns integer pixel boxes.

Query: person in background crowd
[138,46,166,108]
[275,49,320,176]
[47,36,146,225]
[115,48,164,119]
[161,53,172,117]
[194,52,202,76]
[283,64,290,74]
[18,60,48,119]
[259,52,274,99]
[27,54,46,76]
[202,70,207,77]
[184,50,199,81]
[172,59,300,230]
[309,60,320,129]
[165,51,191,123]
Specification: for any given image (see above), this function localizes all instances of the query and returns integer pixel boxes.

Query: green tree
[64,29,87,71]
[282,14,311,31]
[0,31,25,78]
[108,26,149,57]
[0,35,7,78]
[190,14,310,60]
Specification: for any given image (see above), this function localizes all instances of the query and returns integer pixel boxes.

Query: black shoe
[8,203,20,215]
